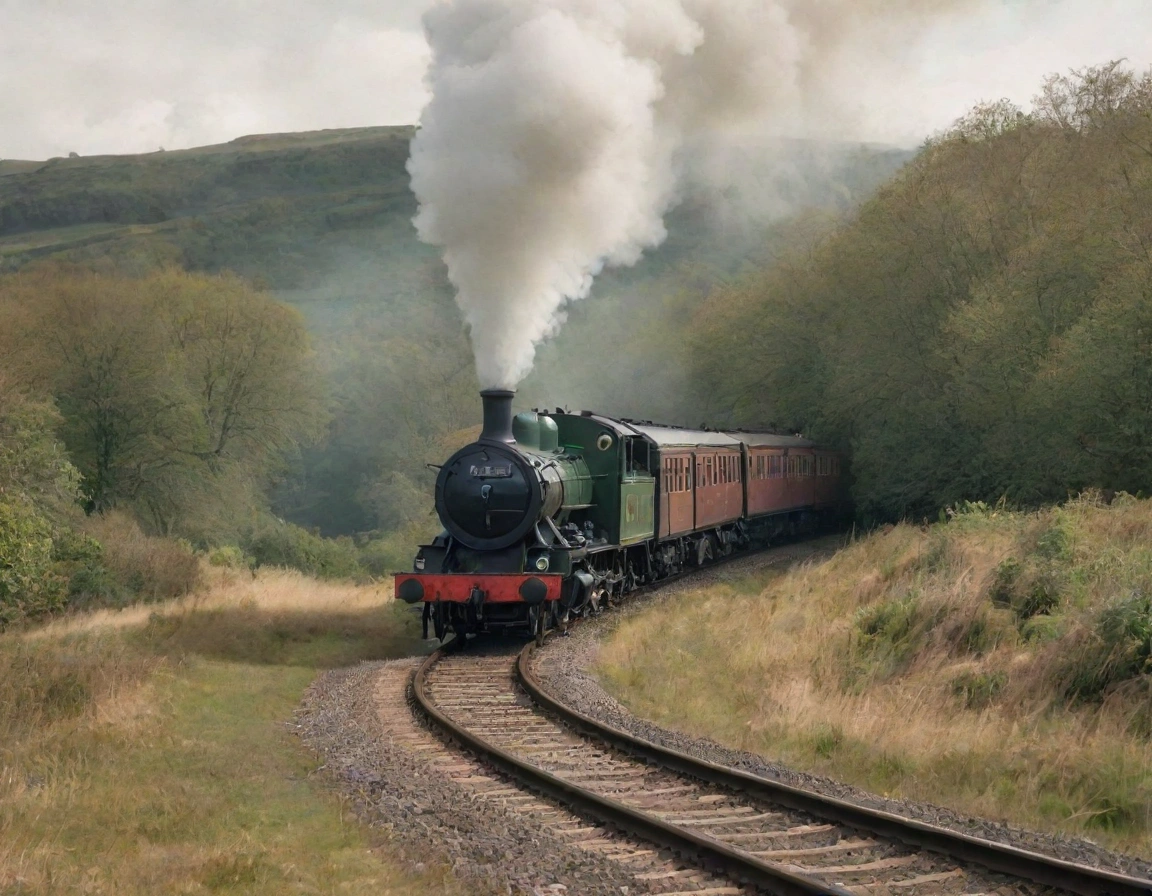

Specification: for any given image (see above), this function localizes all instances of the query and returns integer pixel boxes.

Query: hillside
[0,124,911,537]
[0,127,420,289]
[597,493,1152,856]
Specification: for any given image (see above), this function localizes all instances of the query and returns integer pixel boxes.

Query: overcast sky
[1,0,1150,160]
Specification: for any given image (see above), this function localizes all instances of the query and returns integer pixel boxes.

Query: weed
[951,670,1007,709]
[812,724,844,758]
[1020,614,1063,643]
[989,558,1021,608]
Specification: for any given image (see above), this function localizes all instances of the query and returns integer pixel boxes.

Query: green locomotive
[396,390,844,642]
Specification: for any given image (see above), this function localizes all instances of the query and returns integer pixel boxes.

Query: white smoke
[407,0,969,390]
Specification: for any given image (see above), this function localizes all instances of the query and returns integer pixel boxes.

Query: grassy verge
[597,494,1152,856]
[1,569,464,894]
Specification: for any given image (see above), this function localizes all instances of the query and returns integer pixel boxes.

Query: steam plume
[408,0,967,390]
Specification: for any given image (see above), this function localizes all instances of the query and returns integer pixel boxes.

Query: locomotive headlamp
[534,555,550,572]
[596,434,613,451]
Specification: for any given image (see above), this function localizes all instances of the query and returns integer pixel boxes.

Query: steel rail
[517,643,1152,896]
[413,648,856,896]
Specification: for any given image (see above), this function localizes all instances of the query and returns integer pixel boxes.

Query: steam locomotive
[395,390,846,642]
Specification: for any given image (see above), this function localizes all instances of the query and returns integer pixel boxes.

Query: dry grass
[0,568,460,895]
[598,495,1152,855]
[29,566,392,639]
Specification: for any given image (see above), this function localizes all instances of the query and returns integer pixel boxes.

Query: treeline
[0,266,363,626]
[692,63,1152,520]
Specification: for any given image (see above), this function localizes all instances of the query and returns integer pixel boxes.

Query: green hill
[0,126,911,536]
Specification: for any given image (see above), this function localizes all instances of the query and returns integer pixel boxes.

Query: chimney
[479,390,516,444]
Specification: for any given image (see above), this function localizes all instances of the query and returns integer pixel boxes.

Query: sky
[1,0,1150,161]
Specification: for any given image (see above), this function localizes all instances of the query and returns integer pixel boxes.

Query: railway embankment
[591,494,1152,858]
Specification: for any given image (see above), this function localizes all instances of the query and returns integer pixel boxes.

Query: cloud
[0,0,1148,160]
[0,0,431,159]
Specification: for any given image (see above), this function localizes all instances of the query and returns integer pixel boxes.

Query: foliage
[0,376,81,514]
[0,496,67,626]
[0,266,326,535]
[241,521,362,580]
[207,545,252,570]
[1062,590,1152,702]
[690,62,1152,520]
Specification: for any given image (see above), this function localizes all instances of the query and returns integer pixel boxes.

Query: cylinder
[479,390,515,444]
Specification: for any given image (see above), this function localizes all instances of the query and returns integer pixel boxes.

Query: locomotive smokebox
[479,389,516,444]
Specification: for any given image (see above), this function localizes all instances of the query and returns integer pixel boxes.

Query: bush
[1062,590,1152,701]
[84,512,200,602]
[988,555,1063,623]
[851,595,932,679]
[50,528,123,607]
[0,495,67,627]
[357,523,432,577]
[242,522,362,580]
[207,545,252,570]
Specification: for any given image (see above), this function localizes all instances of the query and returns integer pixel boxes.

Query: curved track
[412,644,1152,896]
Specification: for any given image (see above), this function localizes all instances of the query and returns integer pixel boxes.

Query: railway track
[412,643,1152,896]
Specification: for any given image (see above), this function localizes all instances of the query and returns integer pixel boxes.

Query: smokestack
[479,389,516,444]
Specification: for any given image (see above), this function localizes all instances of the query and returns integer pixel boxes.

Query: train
[395,390,847,642]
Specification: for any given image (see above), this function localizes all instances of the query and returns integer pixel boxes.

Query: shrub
[1034,523,1072,562]
[851,595,931,678]
[0,495,67,627]
[50,528,123,607]
[989,558,1021,607]
[242,522,362,580]
[1062,590,1152,701]
[988,555,1063,623]
[207,545,252,570]
[84,512,200,602]
[357,523,432,577]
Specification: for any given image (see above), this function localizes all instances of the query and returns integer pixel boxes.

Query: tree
[0,266,326,535]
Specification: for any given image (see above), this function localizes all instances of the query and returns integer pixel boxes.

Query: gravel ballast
[296,658,694,896]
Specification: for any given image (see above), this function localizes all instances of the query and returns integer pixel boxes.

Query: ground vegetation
[0,568,462,895]
[598,493,1152,854]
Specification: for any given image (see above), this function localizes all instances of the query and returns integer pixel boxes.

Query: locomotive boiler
[396,390,846,643]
